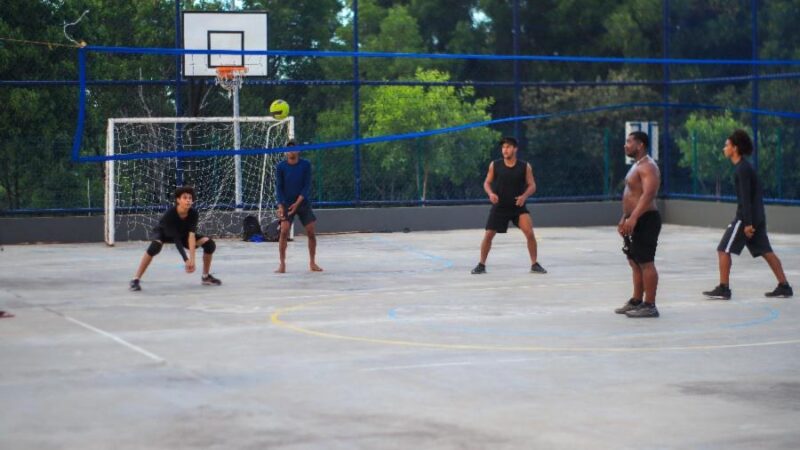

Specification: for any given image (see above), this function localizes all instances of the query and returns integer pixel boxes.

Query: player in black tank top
[492,157,528,208]
[471,137,547,275]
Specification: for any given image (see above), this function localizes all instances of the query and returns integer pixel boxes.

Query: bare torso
[622,157,660,216]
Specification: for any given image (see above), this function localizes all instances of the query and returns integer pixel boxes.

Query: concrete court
[1,225,798,450]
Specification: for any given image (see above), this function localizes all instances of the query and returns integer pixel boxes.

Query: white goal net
[105,116,293,245]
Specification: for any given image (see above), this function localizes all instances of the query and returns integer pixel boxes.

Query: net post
[105,119,116,246]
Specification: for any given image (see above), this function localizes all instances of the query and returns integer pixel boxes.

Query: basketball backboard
[182,11,268,77]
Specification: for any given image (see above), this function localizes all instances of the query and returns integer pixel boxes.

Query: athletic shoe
[129,279,141,291]
[471,263,486,274]
[202,274,222,286]
[765,283,793,298]
[530,262,547,274]
[703,284,731,300]
[625,303,659,318]
[615,298,642,314]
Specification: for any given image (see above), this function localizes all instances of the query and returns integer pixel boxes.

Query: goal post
[104,116,294,245]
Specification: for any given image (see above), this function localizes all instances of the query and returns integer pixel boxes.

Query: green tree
[676,112,747,196]
[363,68,499,200]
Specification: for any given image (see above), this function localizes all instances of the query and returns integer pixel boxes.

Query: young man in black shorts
[275,140,323,273]
[471,137,546,275]
[615,131,662,318]
[129,186,221,291]
[703,129,793,300]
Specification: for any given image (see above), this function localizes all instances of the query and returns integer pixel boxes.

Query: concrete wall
[1,200,797,244]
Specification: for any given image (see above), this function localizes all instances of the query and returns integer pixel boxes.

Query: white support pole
[233,87,243,211]
[105,119,116,246]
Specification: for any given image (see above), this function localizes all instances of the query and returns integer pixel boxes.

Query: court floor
[1,225,799,449]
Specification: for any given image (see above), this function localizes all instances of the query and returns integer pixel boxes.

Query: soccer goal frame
[104,116,294,246]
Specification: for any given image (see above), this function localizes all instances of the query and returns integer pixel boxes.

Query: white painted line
[46,308,166,364]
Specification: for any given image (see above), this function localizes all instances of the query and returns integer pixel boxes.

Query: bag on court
[242,215,263,241]
[263,219,281,242]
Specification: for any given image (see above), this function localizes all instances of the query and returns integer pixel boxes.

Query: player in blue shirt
[275,141,323,273]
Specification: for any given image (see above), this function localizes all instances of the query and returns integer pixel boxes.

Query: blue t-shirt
[276,158,312,206]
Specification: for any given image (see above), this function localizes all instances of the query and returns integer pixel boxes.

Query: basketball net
[215,66,248,97]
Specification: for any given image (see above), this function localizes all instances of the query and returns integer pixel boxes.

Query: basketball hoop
[215,66,248,94]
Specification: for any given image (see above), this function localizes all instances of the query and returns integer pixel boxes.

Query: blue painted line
[726,306,780,329]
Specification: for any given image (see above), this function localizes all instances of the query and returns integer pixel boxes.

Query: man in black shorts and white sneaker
[703,129,793,300]
[471,137,546,275]
[129,186,221,291]
[615,131,662,318]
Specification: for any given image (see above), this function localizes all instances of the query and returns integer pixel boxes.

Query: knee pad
[201,239,216,255]
[146,241,163,256]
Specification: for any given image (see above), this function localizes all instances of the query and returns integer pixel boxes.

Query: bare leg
[134,252,154,279]
[306,222,323,272]
[276,220,290,273]
[197,237,212,275]
[640,261,658,304]
[628,258,644,301]
[762,252,788,284]
[479,230,497,265]
[517,213,538,264]
[718,251,732,285]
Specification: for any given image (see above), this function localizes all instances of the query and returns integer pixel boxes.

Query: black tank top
[492,158,528,208]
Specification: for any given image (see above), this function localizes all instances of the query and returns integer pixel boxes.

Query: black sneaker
[471,263,486,274]
[202,274,222,286]
[615,298,642,314]
[765,283,793,298]
[625,303,659,318]
[129,279,141,291]
[703,284,731,300]
[530,262,547,274]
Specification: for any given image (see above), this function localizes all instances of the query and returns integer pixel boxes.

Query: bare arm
[185,232,196,273]
[515,163,536,206]
[483,162,499,204]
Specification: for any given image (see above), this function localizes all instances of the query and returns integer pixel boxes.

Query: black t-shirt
[492,158,528,208]
[157,207,199,240]
[734,159,765,226]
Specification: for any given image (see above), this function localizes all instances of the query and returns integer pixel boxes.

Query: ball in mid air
[269,99,290,120]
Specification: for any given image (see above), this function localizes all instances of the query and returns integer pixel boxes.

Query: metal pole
[512,0,521,147]
[234,86,242,210]
[175,0,184,186]
[776,128,783,197]
[603,128,610,197]
[662,0,671,195]
[692,131,698,194]
[751,0,760,169]
[353,0,362,205]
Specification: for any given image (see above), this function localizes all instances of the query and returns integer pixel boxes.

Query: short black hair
[286,139,296,147]
[728,129,753,156]
[629,131,649,148]
[500,136,518,147]
[174,186,195,203]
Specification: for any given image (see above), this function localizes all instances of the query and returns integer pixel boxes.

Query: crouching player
[129,186,221,291]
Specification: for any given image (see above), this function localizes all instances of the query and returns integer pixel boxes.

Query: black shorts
[716,219,772,257]
[284,202,316,227]
[485,205,530,233]
[622,210,661,264]
[152,230,206,248]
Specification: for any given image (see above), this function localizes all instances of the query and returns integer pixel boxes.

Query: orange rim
[215,66,248,80]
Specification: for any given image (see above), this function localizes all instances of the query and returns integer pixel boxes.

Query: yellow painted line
[270,297,800,353]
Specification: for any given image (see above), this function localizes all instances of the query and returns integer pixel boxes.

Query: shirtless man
[615,131,662,318]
